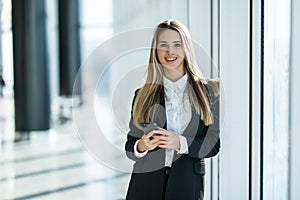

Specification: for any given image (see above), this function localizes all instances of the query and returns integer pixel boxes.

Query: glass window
[0,0,13,96]
[263,0,291,199]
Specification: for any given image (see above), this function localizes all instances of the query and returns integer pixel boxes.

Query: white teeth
[165,57,176,61]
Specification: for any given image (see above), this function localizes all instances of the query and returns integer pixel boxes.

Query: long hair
[133,20,212,126]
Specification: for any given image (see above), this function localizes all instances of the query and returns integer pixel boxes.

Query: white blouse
[134,74,192,167]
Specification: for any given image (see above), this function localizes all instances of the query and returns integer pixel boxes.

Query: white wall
[251,0,262,199]
[220,0,250,199]
[190,1,221,199]
[290,0,300,199]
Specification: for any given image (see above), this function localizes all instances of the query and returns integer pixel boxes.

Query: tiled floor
[0,96,131,200]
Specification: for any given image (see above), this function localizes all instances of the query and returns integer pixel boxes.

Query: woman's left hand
[153,128,180,150]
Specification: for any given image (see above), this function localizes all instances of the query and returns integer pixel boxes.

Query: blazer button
[165,168,170,175]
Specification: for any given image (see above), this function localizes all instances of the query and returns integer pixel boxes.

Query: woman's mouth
[165,57,177,61]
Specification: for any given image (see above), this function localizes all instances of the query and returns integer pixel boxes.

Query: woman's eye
[174,43,182,47]
[159,44,167,47]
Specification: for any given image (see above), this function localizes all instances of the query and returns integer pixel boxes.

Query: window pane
[263,0,291,199]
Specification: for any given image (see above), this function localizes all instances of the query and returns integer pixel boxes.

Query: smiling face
[156,29,185,78]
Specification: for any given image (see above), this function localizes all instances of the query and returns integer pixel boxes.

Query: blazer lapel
[155,87,201,133]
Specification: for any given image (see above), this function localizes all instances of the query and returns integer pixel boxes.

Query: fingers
[139,128,180,150]
[152,130,172,141]
[143,129,160,139]
[153,130,180,149]
[138,131,161,152]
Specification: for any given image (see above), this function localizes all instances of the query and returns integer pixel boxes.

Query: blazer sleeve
[124,90,145,162]
[185,79,221,159]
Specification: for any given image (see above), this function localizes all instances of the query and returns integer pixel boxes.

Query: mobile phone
[140,122,159,134]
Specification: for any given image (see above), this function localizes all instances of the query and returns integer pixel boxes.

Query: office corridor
[0,96,130,200]
[1,0,300,199]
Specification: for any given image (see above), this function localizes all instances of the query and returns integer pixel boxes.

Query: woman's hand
[137,130,160,153]
[154,128,181,150]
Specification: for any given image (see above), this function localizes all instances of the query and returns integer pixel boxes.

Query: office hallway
[0,96,130,200]
[1,0,300,199]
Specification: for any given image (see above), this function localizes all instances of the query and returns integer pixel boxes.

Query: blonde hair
[133,20,212,126]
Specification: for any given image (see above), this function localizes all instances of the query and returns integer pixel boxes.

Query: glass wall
[290,0,300,199]
[263,0,291,199]
[219,0,250,199]
[0,0,14,142]
[0,0,13,96]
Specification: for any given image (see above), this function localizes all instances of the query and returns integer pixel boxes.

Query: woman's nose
[167,46,175,54]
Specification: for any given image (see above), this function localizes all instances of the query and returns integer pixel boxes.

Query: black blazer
[125,81,220,200]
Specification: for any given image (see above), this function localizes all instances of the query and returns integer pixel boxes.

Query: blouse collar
[163,74,188,92]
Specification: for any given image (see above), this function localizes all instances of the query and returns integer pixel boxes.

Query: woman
[125,20,220,200]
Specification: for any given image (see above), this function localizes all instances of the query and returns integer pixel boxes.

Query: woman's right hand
[137,130,160,153]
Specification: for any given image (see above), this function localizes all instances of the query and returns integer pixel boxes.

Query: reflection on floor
[0,97,130,200]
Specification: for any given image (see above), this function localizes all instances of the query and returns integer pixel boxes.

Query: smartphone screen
[140,123,159,134]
